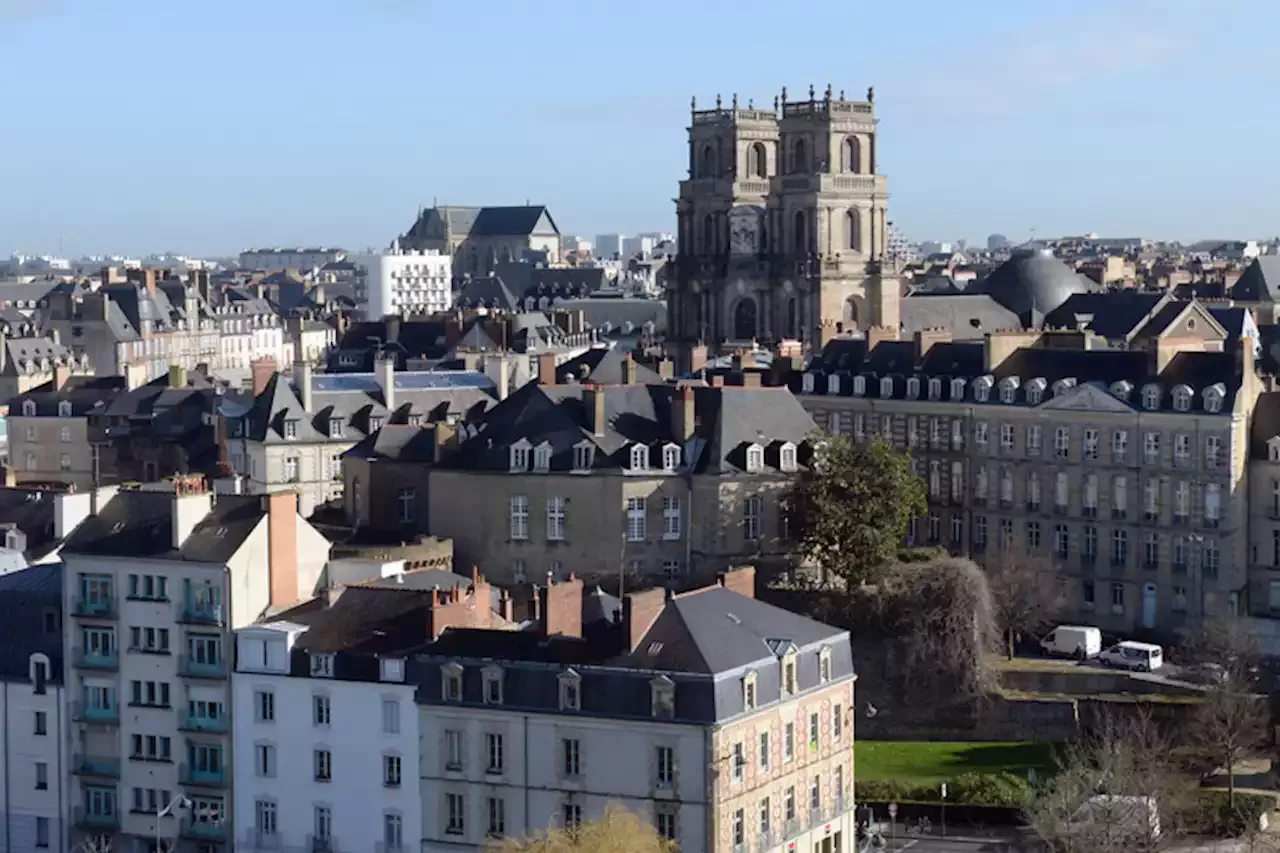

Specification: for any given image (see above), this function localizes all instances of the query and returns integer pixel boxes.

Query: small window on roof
[1143,384,1162,411]
[745,444,764,473]
[879,377,893,397]
[950,378,966,400]
[21,400,35,417]
[57,401,72,418]
[533,443,552,472]
[630,443,649,471]
[852,376,866,397]
[802,373,816,393]
[778,442,798,473]
[1172,385,1192,412]
[928,378,941,400]
[662,444,681,472]
[826,373,840,395]
[905,377,920,400]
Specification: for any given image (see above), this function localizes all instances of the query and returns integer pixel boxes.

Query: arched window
[791,137,808,174]
[702,214,715,254]
[842,136,862,174]
[700,144,716,178]
[749,142,767,178]
[793,210,808,253]
[845,209,861,252]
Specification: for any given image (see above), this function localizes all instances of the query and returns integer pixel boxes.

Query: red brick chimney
[623,587,668,653]
[717,565,756,599]
[266,492,299,608]
[538,352,557,386]
[540,571,584,638]
[425,567,493,639]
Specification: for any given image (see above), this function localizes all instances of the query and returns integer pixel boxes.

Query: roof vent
[647,642,664,655]
[726,613,741,624]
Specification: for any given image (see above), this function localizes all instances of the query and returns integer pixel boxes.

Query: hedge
[1181,791,1273,836]
[857,772,1032,807]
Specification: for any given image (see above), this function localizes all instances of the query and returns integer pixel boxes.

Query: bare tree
[76,835,112,853]
[982,541,1066,660]
[497,803,675,853]
[1027,710,1190,852]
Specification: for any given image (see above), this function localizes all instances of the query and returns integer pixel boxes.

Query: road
[860,834,1264,852]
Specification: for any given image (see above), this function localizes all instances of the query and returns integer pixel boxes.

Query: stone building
[398,206,562,283]
[667,85,899,368]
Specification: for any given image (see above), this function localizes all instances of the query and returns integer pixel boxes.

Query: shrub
[856,772,1031,807]
[1182,790,1273,837]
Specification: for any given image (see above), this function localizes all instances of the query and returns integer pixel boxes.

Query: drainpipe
[4,680,10,853]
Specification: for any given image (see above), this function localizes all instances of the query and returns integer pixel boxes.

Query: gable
[1037,382,1135,413]
[1157,302,1227,343]
[531,210,560,236]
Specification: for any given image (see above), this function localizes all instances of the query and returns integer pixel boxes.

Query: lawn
[855,740,1058,785]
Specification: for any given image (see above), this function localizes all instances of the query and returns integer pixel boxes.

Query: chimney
[538,352,557,386]
[294,360,314,412]
[267,491,299,608]
[53,364,72,391]
[621,352,637,385]
[741,371,762,388]
[498,589,514,623]
[710,374,725,388]
[983,330,1040,372]
[689,345,708,375]
[168,364,187,389]
[431,423,456,462]
[251,357,276,396]
[540,571,584,638]
[912,327,952,362]
[54,491,93,539]
[672,384,695,443]
[865,325,899,351]
[171,483,213,549]
[376,356,396,412]
[585,386,606,436]
[658,359,675,380]
[623,587,668,653]
[717,565,757,599]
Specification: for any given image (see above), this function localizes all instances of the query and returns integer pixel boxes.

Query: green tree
[498,804,675,853]
[785,433,926,587]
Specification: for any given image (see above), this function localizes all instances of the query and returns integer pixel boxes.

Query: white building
[368,247,452,320]
[621,235,657,259]
[231,622,421,853]
[58,484,330,853]
[239,249,347,274]
[0,564,68,853]
[593,234,624,259]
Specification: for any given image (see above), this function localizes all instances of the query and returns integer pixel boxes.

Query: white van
[1098,641,1163,672]
[1040,625,1102,659]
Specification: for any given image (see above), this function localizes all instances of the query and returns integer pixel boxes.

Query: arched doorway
[733,298,758,340]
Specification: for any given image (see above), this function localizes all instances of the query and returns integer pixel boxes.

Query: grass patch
[856,740,1057,785]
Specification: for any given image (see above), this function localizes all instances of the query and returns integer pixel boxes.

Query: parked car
[1040,625,1102,659]
[1098,641,1163,672]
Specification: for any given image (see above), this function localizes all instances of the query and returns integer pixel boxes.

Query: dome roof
[980,248,1095,322]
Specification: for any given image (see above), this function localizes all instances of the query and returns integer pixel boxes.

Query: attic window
[328,418,344,438]
[662,444,681,473]
[1203,385,1225,414]
[1111,381,1132,401]
[928,378,941,400]
[801,373,816,393]
[369,416,385,431]
[1271,444,1280,463]
[779,442,798,473]
[826,374,840,395]
[1143,385,1162,411]
[742,670,758,710]
[852,376,866,397]
[630,444,650,472]
[482,665,504,705]
[745,444,764,473]
[558,669,581,711]
[819,646,833,683]
[533,443,552,472]
[1025,379,1046,406]
[905,377,920,400]
[310,653,334,678]
[1172,386,1192,412]
[650,677,675,719]
[284,420,298,439]
[998,378,1019,404]
[510,440,531,472]
[442,662,463,702]
[58,401,72,418]
[973,377,992,403]
[878,377,893,398]
[21,400,35,416]
[572,444,594,472]
[950,378,966,401]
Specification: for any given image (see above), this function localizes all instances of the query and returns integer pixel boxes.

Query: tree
[785,434,927,587]
[983,543,1065,660]
[497,804,675,853]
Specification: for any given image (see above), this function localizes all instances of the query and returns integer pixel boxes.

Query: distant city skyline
[3,0,1278,256]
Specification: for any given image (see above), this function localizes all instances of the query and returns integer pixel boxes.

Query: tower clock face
[728,205,764,256]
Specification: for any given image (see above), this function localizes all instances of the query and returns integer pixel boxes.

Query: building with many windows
[368,246,453,320]
[58,482,330,853]
[794,311,1263,634]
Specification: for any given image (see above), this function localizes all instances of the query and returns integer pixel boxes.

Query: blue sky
[2,0,1277,256]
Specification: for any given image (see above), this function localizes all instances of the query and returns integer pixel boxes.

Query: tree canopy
[498,805,675,853]
[785,433,927,586]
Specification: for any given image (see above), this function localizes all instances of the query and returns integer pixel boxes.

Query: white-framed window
[562,738,581,778]
[662,496,681,540]
[1144,431,1161,464]
[951,377,967,400]
[626,497,647,541]
[801,373,816,393]
[58,400,72,417]
[255,799,277,836]
[745,443,764,472]
[381,698,400,733]
[906,377,920,399]
[1205,435,1222,469]
[284,419,298,439]
[384,812,403,850]
[974,421,989,451]
[1143,385,1161,410]
[59,426,70,443]
[312,693,331,726]
[21,400,35,416]
[546,496,566,541]
[572,443,594,471]
[974,378,991,403]
[1204,386,1224,414]
[630,443,650,471]
[254,743,276,777]
[384,754,402,787]
[1026,425,1041,455]
[487,797,506,837]
[1172,386,1192,412]
[779,442,797,472]
[508,495,529,540]
[1112,429,1128,462]
[283,456,299,483]
[509,440,530,472]
[951,461,964,501]
[879,377,893,397]
[1083,428,1099,460]
[744,495,762,541]
[928,378,942,400]
[313,748,332,781]
[533,443,552,472]
[446,793,466,835]
[486,732,505,773]
[1205,483,1222,526]
[650,677,675,718]
[558,670,581,710]
[662,444,681,472]
[442,663,463,702]
[1175,433,1191,466]
[1054,426,1070,459]
[852,376,866,396]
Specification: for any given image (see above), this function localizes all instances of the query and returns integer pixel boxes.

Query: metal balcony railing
[180,762,228,788]
[71,701,119,726]
[72,597,117,619]
[72,754,121,778]
[73,647,119,671]
[178,655,228,679]
[177,603,225,626]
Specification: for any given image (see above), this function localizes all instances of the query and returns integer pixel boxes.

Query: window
[657,745,675,786]
[833,703,844,741]
[382,698,400,734]
[34,710,46,735]
[35,761,47,790]
[819,646,832,683]
[758,731,770,770]
[445,730,463,770]
[1112,429,1128,462]
[1112,530,1128,566]
[1175,481,1190,520]
[509,441,530,471]
[732,809,745,847]
[651,678,675,718]
[284,420,298,439]
[573,443,594,471]
[744,495,762,540]
[1175,434,1191,466]
[442,664,463,701]
[1205,484,1222,527]
[1112,476,1127,520]
[534,443,552,472]
[1111,582,1125,613]
[743,671,757,710]
[950,461,964,502]
[313,694,331,726]
[58,454,70,473]
[255,743,276,777]
[657,809,677,842]
[974,421,989,450]
[1026,382,1044,405]
[745,444,764,472]
[784,722,795,762]
[58,400,71,418]
[384,813,403,851]
[559,671,581,710]
[630,443,650,471]
[808,711,820,749]
[562,738,581,777]
[626,497,647,541]
[1173,386,1192,412]
[314,748,332,781]
[1054,427,1070,459]
[1145,532,1159,569]
[564,804,582,831]
[384,754,402,787]
[396,487,415,523]
[486,732,505,773]
[974,381,991,403]
[1205,435,1222,469]
[732,742,745,782]
[1145,479,1160,521]
[21,400,34,417]
[446,793,465,835]
[509,496,529,540]
[999,382,1016,404]
[1144,385,1162,410]
[779,442,798,472]
[1000,423,1015,452]
[1144,431,1160,464]
[662,444,681,472]
[487,797,506,837]
[255,690,275,722]
[35,817,48,849]
[1083,474,1098,516]
[1083,428,1099,460]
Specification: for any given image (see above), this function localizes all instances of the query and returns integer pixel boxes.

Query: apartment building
[795,313,1263,634]
[417,362,817,587]
[368,246,452,319]
[239,249,347,274]
[8,378,128,489]
[229,565,855,853]
[0,325,94,404]
[59,482,330,853]
[0,563,67,853]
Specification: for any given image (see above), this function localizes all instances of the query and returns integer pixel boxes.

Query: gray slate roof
[0,563,62,683]
[60,492,266,562]
[899,294,1019,339]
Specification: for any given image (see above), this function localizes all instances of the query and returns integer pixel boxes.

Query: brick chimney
[672,384,695,443]
[912,327,952,362]
[689,344,708,375]
[865,325,899,351]
[267,491,299,607]
[426,567,493,639]
[624,588,667,653]
[717,565,756,599]
[53,364,72,391]
[538,352,557,386]
[584,386,606,436]
[658,359,675,380]
[621,352,637,385]
[251,357,276,397]
[540,571,584,638]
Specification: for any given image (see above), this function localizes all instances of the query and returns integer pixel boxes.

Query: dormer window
[819,646,832,683]
[1203,384,1226,414]
[650,676,675,719]
[310,653,334,678]
[973,377,992,403]
[852,376,866,397]
[21,400,34,417]
[1142,384,1162,411]
[662,443,681,473]
[630,443,650,472]
[1052,379,1076,398]
[779,442,798,473]
[284,419,298,439]
[801,373,816,393]
[905,377,920,400]
[1172,385,1192,412]
[782,649,798,696]
[928,378,941,400]
[998,377,1019,404]
[1270,441,1280,463]
[441,662,463,702]
[826,374,840,395]
[558,669,581,711]
[1024,378,1045,405]
[950,378,966,401]
[1111,381,1132,402]
[745,444,764,473]
[533,442,553,472]
[742,670,758,710]
[879,377,893,398]
[57,401,72,418]
[328,417,344,439]
[379,658,405,682]
[369,415,385,431]
[510,439,531,472]
[482,665,504,705]
[572,442,594,472]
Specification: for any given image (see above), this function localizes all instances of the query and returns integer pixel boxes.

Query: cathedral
[666,85,900,369]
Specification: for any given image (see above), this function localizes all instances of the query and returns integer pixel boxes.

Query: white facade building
[239,249,346,274]
[232,623,421,853]
[369,249,453,320]
[593,234,624,259]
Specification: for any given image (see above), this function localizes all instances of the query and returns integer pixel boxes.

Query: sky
[2,0,1279,256]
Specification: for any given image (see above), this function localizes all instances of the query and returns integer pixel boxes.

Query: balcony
[177,603,225,627]
[74,807,120,831]
[73,647,119,672]
[757,830,776,851]
[181,819,228,842]
[239,831,281,851]
[180,763,228,788]
[178,655,228,680]
[71,701,119,726]
[73,755,121,779]
[179,714,229,734]
[73,597,117,619]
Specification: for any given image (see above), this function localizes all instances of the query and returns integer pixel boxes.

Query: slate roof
[555,346,664,385]
[60,492,266,562]
[0,563,62,683]
[1251,392,1280,459]
[10,377,129,416]
[1229,257,1280,303]
[455,275,520,312]
[343,424,442,463]
[1043,291,1171,340]
[555,296,667,338]
[440,382,816,475]
[0,488,61,561]
[899,294,1019,339]
[471,206,559,237]
[979,248,1097,324]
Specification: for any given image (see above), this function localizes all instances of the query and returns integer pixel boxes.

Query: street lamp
[156,794,192,853]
